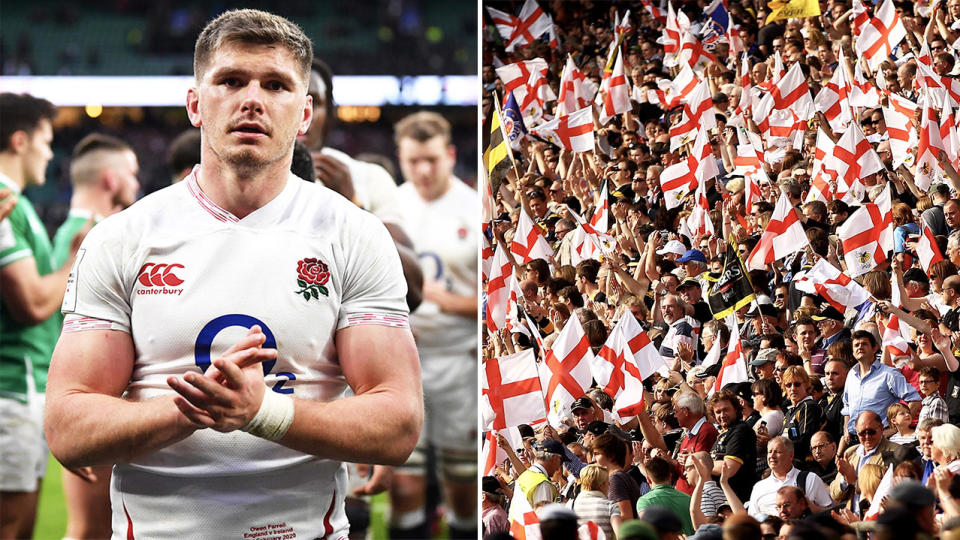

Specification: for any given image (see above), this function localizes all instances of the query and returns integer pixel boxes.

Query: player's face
[23,119,54,187]
[189,42,311,174]
[111,149,140,210]
[398,135,455,201]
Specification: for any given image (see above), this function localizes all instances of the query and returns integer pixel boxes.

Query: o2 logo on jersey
[194,314,295,395]
[417,252,444,281]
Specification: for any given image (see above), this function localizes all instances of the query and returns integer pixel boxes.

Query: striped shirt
[572,490,620,540]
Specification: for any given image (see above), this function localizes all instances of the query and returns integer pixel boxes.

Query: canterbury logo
[137,263,185,287]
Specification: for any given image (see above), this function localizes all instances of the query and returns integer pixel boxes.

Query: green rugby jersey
[0,173,60,400]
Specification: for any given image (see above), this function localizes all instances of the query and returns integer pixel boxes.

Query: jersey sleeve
[336,209,409,330]
[0,204,34,267]
[61,216,133,333]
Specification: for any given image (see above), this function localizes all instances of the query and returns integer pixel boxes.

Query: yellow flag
[483,94,513,196]
[766,0,820,23]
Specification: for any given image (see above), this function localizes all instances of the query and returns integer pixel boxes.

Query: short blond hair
[194,9,312,86]
[858,464,885,502]
[580,464,609,491]
[393,111,451,146]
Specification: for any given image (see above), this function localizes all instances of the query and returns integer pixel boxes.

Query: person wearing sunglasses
[781,366,824,466]
[830,410,901,511]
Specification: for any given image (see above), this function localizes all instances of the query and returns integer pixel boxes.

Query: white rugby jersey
[321,147,404,225]
[63,168,409,477]
[397,177,477,357]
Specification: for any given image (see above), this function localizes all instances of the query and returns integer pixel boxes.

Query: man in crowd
[820,358,849,442]
[841,331,921,443]
[0,92,87,539]
[43,10,422,538]
[831,411,902,509]
[708,389,758,503]
[804,431,839,485]
[747,437,833,520]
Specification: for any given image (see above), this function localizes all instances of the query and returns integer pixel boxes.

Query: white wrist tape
[241,390,295,441]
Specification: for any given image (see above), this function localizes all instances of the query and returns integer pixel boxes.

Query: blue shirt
[841,360,921,434]
[894,223,920,253]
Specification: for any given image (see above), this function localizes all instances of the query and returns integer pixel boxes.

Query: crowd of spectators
[481,0,960,538]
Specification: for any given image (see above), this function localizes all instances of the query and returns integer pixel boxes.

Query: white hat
[656,240,687,256]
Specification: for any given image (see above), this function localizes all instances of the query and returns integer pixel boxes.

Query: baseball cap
[584,421,610,436]
[730,381,753,402]
[677,277,701,290]
[812,305,844,322]
[657,240,687,256]
[571,397,594,412]
[750,348,779,367]
[746,302,779,318]
[903,267,930,285]
[535,438,567,458]
[677,249,707,264]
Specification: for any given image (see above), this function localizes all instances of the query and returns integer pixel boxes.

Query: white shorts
[418,352,477,455]
[0,394,48,491]
[110,459,349,540]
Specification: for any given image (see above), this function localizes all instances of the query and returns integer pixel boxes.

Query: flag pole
[493,91,524,184]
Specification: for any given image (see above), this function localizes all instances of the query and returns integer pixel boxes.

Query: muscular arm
[44,329,202,468]
[275,325,423,465]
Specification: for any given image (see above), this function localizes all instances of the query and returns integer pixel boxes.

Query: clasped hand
[167,325,278,432]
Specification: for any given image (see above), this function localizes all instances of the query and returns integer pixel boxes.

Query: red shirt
[674,417,719,494]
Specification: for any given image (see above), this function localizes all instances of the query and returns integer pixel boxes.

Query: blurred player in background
[43,9,422,538]
[53,133,140,539]
[0,92,88,539]
[301,58,423,312]
[166,129,202,184]
[390,111,478,539]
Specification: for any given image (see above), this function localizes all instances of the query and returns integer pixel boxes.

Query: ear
[297,94,313,136]
[101,168,117,192]
[186,87,202,127]
[447,143,457,162]
[8,130,28,154]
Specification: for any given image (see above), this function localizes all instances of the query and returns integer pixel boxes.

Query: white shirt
[397,177,477,356]
[747,466,833,520]
[63,168,408,476]
[321,147,404,226]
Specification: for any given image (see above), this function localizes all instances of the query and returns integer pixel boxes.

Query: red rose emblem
[295,257,331,301]
[297,258,330,286]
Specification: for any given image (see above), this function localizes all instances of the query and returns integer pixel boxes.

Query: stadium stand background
[1,0,478,238]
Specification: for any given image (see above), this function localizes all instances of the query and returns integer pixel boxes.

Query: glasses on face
[857,428,878,438]
[774,367,787,373]
[811,443,832,452]
[784,381,803,388]
[775,293,786,299]
[920,379,938,385]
